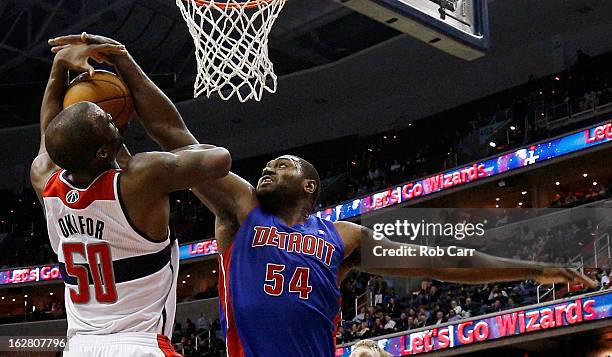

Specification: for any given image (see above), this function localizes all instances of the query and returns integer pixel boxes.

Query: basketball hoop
[175,0,287,102]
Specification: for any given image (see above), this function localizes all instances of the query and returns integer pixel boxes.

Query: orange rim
[191,0,276,9]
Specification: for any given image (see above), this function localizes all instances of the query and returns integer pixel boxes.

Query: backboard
[336,0,490,60]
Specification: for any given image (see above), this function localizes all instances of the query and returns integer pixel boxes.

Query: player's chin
[255,184,277,197]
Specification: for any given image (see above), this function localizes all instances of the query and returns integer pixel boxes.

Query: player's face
[256,156,302,194]
[95,109,123,159]
[255,156,305,210]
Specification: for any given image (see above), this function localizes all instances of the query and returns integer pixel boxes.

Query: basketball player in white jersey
[30,44,231,357]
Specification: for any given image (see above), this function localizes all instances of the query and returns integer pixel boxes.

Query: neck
[66,162,116,187]
[269,202,311,226]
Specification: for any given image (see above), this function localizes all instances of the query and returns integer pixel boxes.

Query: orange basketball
[63,70,134,129]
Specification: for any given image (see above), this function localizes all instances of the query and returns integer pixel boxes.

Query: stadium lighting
[583,173,588,177]
[510,125,516,131]
[12,299,15,302]
[555,181,560,186]
[593,182,598,186]
[186,275,191,278]
[518,202,523,206]
[495,205,499,208]
[495,198,500,201]
[24,295,27,298]
[1,297,4,300]
[212,270,217,274]
[521,191,527,195]
[489,142,496,148]
[50,292,53,296]
[182,281,186,284]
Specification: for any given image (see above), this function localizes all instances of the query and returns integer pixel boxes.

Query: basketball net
[175,0,287,102]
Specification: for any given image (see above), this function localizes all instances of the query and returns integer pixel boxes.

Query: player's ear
[303,179,317,195]
[96,146,111,160]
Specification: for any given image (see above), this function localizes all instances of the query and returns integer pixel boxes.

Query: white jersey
[43,169,179,339]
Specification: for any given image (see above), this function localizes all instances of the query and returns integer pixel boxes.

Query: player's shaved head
[45,102,122,173]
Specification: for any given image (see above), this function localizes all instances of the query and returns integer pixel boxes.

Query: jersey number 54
[263,263,312,300]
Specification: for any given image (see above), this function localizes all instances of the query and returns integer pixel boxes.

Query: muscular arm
[30,57,67,202]
[49,34,258,226]
[124,147,231,192]
[110,49,257,223]
[335,221,595,286]
[112,53,198,150]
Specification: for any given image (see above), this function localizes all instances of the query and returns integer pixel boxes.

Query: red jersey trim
[219,240,246,357]
[43,169,118,210]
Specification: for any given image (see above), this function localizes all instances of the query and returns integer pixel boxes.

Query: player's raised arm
[50,33,196,151]
[31,43,126,202]
[49,34,259,228]
[334,221,597,287]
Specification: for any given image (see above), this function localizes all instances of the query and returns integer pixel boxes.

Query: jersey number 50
[63,242,118,304]
[264,263,312,299]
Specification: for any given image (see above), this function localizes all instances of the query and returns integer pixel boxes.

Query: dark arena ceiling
[0,0,399,128]
[1,0,612,129]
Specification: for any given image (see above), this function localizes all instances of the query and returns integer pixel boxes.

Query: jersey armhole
[114,171,170,245]
[326,220,346,257]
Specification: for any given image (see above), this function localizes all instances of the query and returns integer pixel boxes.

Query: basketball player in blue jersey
[31,43,231,357]
[49,33,596,357]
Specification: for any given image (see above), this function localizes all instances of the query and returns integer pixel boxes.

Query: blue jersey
[218,206,345,357]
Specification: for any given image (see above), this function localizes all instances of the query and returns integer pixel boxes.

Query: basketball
[63,70,134,128]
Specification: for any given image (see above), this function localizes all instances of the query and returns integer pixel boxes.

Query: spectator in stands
[186,318,196,336]
[450,300,462,315]
[357,322,372,339]
[383,314,396,333]
[463,297,479,318]
[353,307,366,323]
[447,309,461,322]
[506,297,518,310]
[433,310,446,325]
[196,312,210,333]
[416,313,428,328]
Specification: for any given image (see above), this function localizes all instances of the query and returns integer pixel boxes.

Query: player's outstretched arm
[124,147,231,193]
[335,221,597,288]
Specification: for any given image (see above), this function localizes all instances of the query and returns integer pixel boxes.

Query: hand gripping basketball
[53,42,127,77]
[49,32,123,53]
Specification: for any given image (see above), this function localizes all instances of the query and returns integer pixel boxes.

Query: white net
[175,0,287,102]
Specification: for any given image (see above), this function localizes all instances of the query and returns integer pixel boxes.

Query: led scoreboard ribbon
[335,291,612,356]
[317,120,612,222]
[1,120,611,286]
